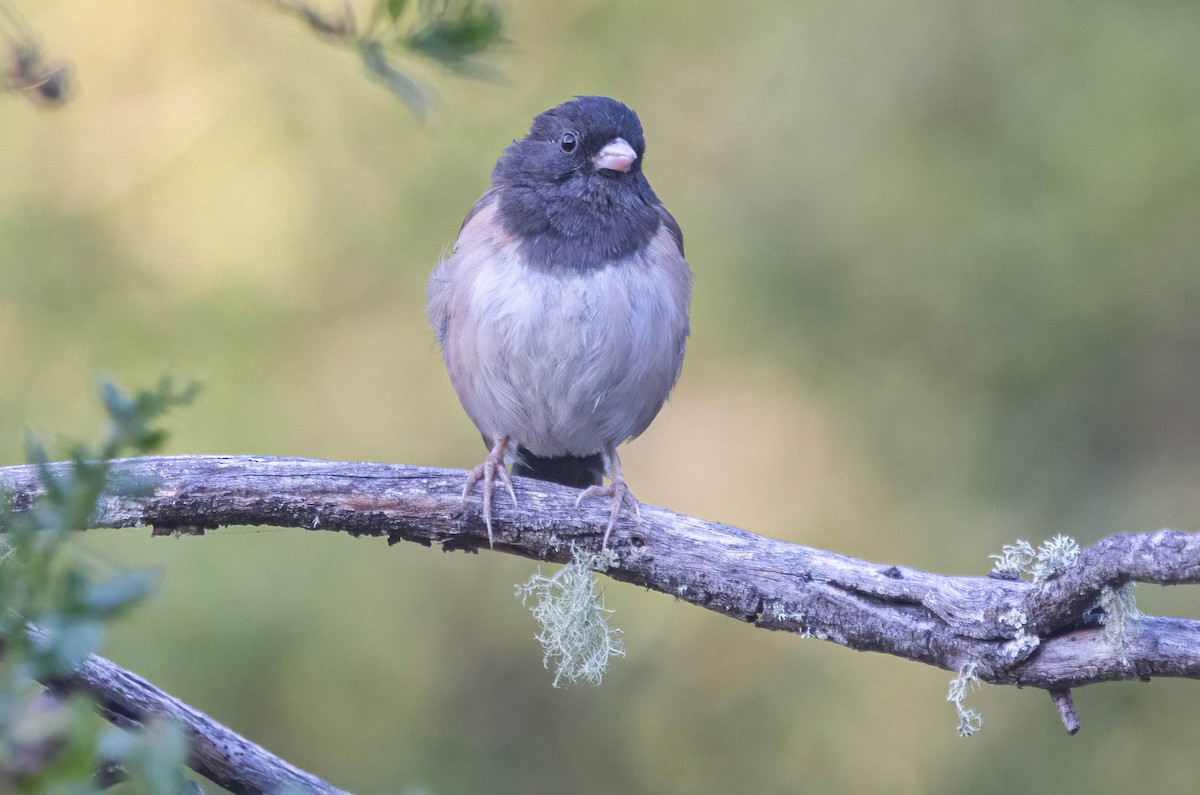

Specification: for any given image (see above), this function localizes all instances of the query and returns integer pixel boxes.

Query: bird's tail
[512,446,604,488]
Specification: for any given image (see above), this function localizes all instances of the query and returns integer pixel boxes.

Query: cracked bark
[3,454,1199,749]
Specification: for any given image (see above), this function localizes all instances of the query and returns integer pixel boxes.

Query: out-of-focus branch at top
[260,0,507,119]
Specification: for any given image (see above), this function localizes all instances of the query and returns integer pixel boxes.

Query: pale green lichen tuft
[988,535,1080,582]
[998,607,1040,660]
[998,607,1027,631]
[515,544,625,687]
[1031,534,1081,582]
[989,540,1035,577]
[1098,583,1143,663]
[947,662,984,737]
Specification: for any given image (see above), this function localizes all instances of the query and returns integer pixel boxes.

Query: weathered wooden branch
[28,625,348,795]
[3,454,1199,745]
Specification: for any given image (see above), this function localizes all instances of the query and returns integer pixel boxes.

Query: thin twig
[1049,689,1080,735]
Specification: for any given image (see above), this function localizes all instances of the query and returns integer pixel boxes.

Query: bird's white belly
[450,242,687,457]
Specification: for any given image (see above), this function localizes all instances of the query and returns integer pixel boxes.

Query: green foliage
[362,0,506,114]
[403,1,504,74]
[358,39,431,118]
[11,0,507,117]
[0,379,195,791]
[0,1,70,107]
[270,0,506,119]
[97,719,193,795]
[514,546,624,688]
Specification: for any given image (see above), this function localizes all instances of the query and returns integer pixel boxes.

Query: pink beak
[592,137,637,173]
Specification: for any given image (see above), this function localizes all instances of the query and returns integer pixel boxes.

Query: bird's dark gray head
[493,96,666,272]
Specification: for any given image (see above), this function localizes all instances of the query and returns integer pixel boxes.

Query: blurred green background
[4,0,1200,792]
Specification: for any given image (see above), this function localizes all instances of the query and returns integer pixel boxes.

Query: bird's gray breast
[434,204,691,457]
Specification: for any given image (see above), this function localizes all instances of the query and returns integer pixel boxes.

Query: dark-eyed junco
[427,96,691,547]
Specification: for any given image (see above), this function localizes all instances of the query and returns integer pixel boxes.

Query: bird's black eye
[559,132,578,153]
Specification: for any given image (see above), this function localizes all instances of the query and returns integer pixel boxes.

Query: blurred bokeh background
[3,0,1200,791]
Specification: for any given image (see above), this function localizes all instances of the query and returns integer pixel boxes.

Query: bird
[427,96,691,548]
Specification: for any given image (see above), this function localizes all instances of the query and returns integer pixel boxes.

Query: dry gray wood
[27,626,349,795]
[3,454,1200,739]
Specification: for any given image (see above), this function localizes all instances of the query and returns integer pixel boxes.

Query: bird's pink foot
[463,437,516,548]
[576,477,639,548]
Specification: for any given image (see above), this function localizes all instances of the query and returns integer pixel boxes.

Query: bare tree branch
[28,625,349,795]
[3,454,1199,739]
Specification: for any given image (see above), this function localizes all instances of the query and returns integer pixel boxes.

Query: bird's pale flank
[428,96,691,547]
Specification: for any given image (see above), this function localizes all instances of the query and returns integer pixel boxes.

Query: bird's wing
[455,188,502,248]
[657,203,685,257]
[426,189,501,344]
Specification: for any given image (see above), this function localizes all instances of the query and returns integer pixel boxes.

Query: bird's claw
[463,450,516,548]
[576,478,639,548]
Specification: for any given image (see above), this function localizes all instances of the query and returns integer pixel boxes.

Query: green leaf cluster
[0,1,71,107]
[361,0,507,116]
[0,379,195,792]
[266,0,506,118]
